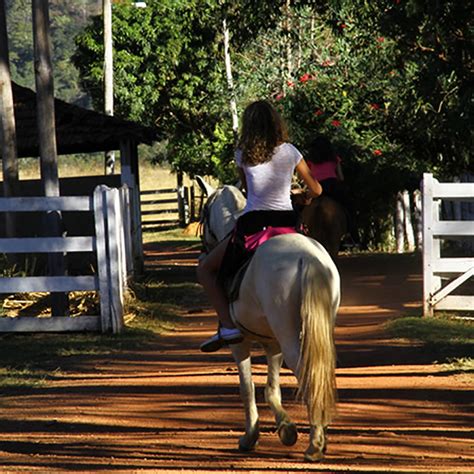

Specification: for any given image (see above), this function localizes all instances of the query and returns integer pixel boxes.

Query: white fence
[422,173,474,316]
[0,185,132,333]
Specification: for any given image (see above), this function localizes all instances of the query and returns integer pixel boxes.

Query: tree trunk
[395,191,405,253]
[402,190,415,251]
[103,0,115,174]
[0,0,19,237]
[222,16,238,143]
[32,0,68,316]
[283,0,293,83]
[413,189,422,251]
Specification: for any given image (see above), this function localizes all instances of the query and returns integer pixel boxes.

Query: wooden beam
[32,0,68,316]
[0,0,20,237]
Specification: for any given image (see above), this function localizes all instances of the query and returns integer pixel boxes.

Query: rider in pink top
[306,135,360,247]
[307,155,342,182]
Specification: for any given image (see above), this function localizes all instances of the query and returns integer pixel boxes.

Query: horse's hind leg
[262,342,298,447]
[305,425,327,461]
[231,340,259,452]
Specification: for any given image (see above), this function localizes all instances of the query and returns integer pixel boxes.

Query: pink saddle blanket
[243,226,296,252]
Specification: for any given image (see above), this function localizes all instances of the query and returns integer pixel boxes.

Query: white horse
[199,180,340,461]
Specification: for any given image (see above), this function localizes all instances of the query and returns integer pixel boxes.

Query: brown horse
[300,195,347,260]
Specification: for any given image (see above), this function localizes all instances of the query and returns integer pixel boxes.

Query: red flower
[331,120,341,127]
[370,103,380,110]
[377,36,385,43]
[314,109,324,116]
[275,93,284,101]
[287,80,295,87]
[339,23,347,29]
[299,73,313,83]
[373,149,383,156]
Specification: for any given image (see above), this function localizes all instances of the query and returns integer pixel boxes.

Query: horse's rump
[301,195,347,258]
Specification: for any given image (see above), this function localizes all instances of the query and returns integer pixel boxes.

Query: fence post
[422,174,441,317]
[119,185,133,277]
[105,187,124,333]
[93,186,111,332]
[190,182,196,222]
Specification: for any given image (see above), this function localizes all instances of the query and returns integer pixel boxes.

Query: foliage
[6,0,100,105]
[386,314,474,362]
[243,1,473,246]
[73,1,233,179]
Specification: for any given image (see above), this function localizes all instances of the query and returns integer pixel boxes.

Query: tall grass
[10,153,193,191]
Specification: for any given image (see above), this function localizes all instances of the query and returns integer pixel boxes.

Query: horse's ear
[195,175,215,197]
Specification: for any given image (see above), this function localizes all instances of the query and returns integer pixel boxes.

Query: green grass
[386,313,474,368]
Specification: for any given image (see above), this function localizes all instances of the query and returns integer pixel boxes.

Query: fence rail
[422,173,474,316]
[0,185,132,333]
[140,186,191,231]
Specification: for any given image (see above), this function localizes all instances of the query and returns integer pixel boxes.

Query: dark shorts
[217,210,298,286]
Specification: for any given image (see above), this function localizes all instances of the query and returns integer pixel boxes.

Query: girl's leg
[196,236,234,328]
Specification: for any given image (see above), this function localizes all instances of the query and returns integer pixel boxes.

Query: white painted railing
[422,173,474,316]
[0,185,132,333]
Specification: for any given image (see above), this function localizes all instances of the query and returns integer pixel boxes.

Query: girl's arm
[295,159,323,198]
[237,166,247,192]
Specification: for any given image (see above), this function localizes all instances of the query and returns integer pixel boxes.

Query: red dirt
[0,243,472,473]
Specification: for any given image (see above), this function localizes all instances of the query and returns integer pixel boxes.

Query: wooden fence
[422,173,474,316]
[140,185,196,231]
[0,185,132,333]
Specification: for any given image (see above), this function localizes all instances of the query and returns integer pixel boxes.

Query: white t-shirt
[235,142,302,213]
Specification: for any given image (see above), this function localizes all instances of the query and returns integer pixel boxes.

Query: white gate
[422,173,474,316]
[0,185,132,332]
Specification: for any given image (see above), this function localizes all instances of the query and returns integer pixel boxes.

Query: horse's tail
[297,256,337,427]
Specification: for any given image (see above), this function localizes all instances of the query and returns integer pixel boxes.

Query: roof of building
[5,82,159,158]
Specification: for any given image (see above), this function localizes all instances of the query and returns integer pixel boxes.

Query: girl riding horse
[197,100,322,352]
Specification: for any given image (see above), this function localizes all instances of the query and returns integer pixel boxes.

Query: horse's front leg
[262,342,298,447]
[231,340,259,452]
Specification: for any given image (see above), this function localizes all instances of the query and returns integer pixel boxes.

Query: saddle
[220,226,297,303]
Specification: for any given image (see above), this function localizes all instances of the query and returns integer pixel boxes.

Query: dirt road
[0,243,472,473]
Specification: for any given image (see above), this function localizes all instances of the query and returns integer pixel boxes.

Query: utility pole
[103,0,115,175]
[0,0,19,238]
[32,0,68,316]
[222,16,238,143]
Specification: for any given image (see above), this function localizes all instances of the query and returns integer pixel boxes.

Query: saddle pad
[227,226,297,302]
[244,226,297,251]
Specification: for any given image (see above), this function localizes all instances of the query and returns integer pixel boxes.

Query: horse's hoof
[304,448,325,462]
[238,433,259,452]
[277,422,298,446]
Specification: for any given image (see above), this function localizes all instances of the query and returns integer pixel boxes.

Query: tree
[6,0,101,104]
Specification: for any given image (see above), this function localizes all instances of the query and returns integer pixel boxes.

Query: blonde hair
[238,100,288,166]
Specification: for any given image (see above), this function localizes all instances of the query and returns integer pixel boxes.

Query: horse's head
[200,185,246,252]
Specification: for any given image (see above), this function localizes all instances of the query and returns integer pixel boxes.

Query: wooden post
[190,182,195,222]
[0,0,19,237]
[103,0,115,174]
[32,0,68,316]
[422,174,441,317]
[402,190,415,251]
[93,186,111,332]
[222,16,238,143]
[120,138,143,273]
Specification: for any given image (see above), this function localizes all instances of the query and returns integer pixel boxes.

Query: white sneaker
[200,327,243,352]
